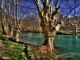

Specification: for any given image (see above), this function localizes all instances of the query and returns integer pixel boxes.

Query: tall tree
[10,0,21,42]
[34,0,62,52]
[0,0,21,42]
[0,0,6,34]
[34,0,80,52]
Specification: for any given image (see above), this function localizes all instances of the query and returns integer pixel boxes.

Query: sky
[20,0,80,18]
[0,0,80,18]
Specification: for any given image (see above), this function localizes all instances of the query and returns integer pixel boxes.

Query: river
[19,32,80,58]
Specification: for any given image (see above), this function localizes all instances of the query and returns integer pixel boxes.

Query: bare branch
[34,0,42,12]
[51,6,60,20]
[0,6,8,21]
[49,0,53,6]
[69,21,76,25]
[18,4,37,10]
[62,4,80,21]
[49,0,53,16]
[49,0,60,20]
[55,0,60,7]
[47,0,49,4]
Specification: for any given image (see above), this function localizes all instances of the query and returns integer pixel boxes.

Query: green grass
[2,40,26,60]
[0,33,26,60]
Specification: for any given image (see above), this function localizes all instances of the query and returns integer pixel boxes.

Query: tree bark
[34,0,61,52]
[8,0,21,42]
[40,20,61,52]
[43,31,57,51]
[0,5,6,34]
[1,23,6,34]
[10,28,20,42]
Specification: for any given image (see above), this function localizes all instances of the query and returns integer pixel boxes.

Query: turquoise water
[54,35,80,58]
[19,33,80,58]
[19,33,44,46]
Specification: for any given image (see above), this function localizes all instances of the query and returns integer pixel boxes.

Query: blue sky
[19,0,80,17]
[0,0,80,18]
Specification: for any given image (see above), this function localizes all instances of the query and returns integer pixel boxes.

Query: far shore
[21,30,80,36]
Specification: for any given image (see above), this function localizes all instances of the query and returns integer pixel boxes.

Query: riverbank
[58,30,80,36]
[21,30,80,35]
[0,33,79,60]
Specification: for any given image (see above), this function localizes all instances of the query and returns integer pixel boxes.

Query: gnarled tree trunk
[12,29,20,42]
[34,0,62,52]
[40,18,61,52]
[10,26,21,42]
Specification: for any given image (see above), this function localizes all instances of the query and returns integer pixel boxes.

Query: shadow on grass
[24,45,32,60]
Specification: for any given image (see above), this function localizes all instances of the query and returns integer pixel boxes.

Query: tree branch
[34,0,42,12]
[50,0,60,20]
[69,21,76,25]
[46,0,49,4]
[49,0,53,5]
[18,4,37,10]
[49,0,53,17]
[62,4,80,21]
[51,6,60,20]
[55,0,60,7]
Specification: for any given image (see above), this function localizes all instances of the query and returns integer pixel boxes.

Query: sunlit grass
[0,33,26,60]
[2,40,26,60]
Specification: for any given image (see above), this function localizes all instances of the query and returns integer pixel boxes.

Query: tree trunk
[34,0,61,52]
[40,20,61,52]
[1,23,6,34]
[0,5,6,34]
[10,28,20,42]
[43,30,57,51]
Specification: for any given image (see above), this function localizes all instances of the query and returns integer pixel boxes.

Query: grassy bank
[0,33,26,60]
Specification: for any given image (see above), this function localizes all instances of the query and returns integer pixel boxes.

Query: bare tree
[34,0,62,52]
[8,0,21,42]
[34,0,80,52]
[0,0,6,34]
[68,0,79,34]
[0,0,21,42]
